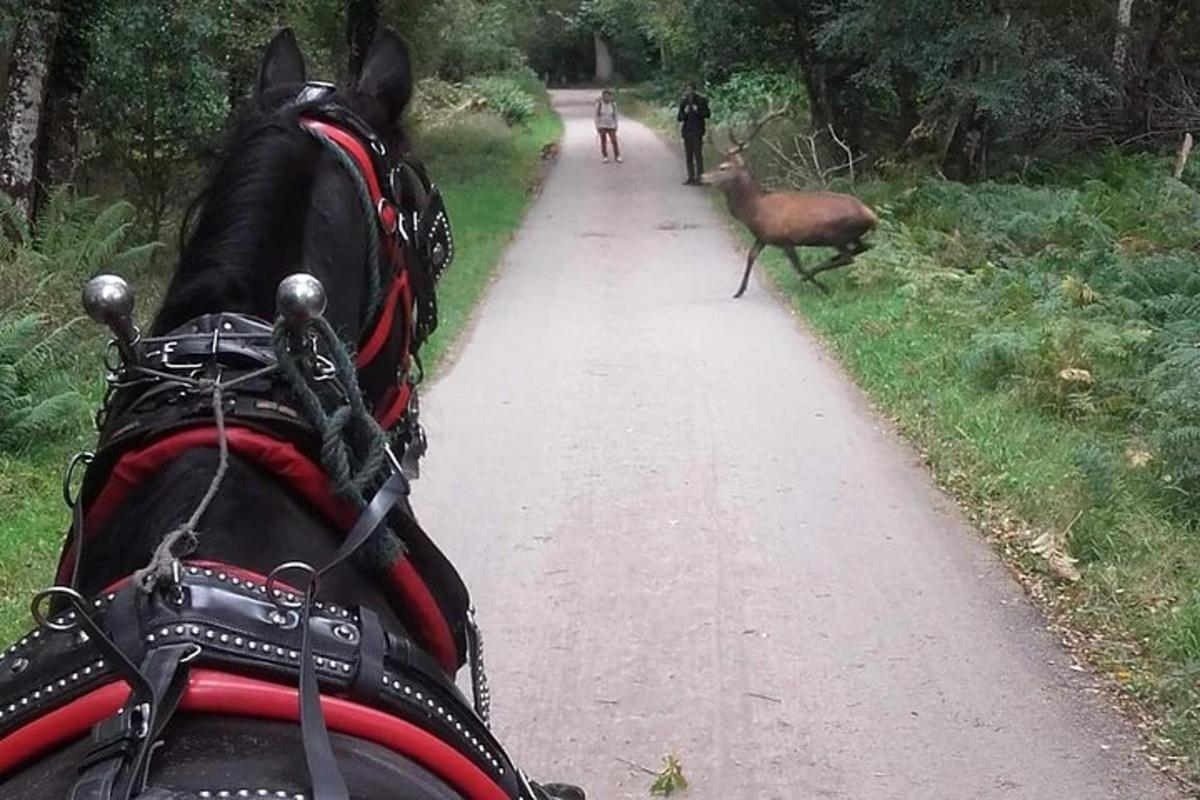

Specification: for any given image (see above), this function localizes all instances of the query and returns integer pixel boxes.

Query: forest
[2,0,1200,784]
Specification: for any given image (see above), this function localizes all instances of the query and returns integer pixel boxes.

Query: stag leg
[802,239,870,293]
[784,246,832,295]
[735,240,766,298]
[846,237,872,256]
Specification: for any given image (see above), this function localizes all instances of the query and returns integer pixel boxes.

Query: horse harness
[0,86,534,800]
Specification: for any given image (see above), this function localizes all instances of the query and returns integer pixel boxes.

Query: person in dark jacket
[677,82,711,185]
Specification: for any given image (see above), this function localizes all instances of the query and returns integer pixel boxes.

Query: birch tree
[1113,0,1134,76]
[0,0,64,224]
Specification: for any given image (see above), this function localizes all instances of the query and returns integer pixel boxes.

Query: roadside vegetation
[618,1,1200,776]
[0,2,560,643]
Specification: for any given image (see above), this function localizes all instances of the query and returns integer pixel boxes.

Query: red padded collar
[59,426,459,672]
[0,669,508,800]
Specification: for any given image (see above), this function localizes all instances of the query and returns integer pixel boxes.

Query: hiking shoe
[615,157,623,163]
[602,156,609,163]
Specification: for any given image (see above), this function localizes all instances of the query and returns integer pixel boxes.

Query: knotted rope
[134,383,229,591]
[272,316,403,565]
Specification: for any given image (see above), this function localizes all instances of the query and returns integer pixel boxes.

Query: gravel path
[416,90,1184,800]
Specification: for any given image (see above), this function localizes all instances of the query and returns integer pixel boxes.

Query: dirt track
[416,90,1185,800]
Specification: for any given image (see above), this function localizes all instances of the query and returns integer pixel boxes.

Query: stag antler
[727,100,792,154]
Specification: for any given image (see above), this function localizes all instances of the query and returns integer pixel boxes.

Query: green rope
[303,127,384,326]
[273,318,403,564]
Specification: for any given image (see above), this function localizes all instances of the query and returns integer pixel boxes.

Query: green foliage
[421,0,527,80]
[0,188,159,316]
[962,331,1033,389]
[415,111,515,178]
[575,0,657,80]
[706,69,807,127]
[614,0,1198,172]
[24,188,160,281]
[649,754,687,796]
[85,1,228,234]
[1072,440,1123,505]
[819,0,1111,143]
[791,154,1200,512]
[0,314,89,453]
[0,187,157,452]
[1149,326,1200,497]
[464,75,538,126]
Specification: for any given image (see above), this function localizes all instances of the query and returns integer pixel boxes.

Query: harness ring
[266,561,318,610]
[62,451,95,508]
[30,586,87,632]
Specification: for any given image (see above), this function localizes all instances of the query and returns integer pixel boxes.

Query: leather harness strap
[294,470,410,800]
[0,565,521,798]
[0,671,514,800]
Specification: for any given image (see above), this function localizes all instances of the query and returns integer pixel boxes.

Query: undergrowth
[627,84,1200,779]
[776,158,1200,778]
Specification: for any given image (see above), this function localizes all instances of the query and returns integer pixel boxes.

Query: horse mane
[152,86,411,335]
[153,90,326,334]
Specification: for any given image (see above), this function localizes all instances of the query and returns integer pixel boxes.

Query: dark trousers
[598,128,620,158]
[683,133,704,181]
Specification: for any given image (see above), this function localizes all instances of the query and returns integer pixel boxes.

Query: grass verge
[626,90,1200,784]
[417,106,561,370]
[0,98,561,644]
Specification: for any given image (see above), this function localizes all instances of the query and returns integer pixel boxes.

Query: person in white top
[594,89,621,163]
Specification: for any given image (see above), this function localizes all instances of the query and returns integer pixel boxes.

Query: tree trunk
[893,69,921,153]
[593,31,613,84]
[1113,0,1135,77]
[35,0,95,207]
[0,0,64,223]
[347,0,379,77]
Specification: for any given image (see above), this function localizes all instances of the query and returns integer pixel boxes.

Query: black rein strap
[37,587,197,800]
[279,470,411,800]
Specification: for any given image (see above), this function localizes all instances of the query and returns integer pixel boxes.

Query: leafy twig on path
[650,753,688,796]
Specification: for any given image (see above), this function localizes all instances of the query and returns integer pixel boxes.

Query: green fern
[0,187,157,453]
[0,313,88,452]
[962,331,1034,388]
[13,186,158,284]
[1149,336,1200,498]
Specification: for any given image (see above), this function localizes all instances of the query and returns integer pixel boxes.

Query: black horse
[0,29,577,800]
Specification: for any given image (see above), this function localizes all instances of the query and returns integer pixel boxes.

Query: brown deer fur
[704,149,878,298]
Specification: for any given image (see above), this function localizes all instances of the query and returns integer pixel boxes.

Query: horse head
[0,28,585,800]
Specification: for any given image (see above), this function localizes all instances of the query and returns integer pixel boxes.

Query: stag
[702,104,878,297]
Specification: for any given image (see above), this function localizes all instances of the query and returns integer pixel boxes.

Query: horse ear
[355,31,413,119]
[259,29,306,92]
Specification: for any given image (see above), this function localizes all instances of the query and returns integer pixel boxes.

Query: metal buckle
[129,702,151,740]
[267,607,301,629]
[296,81,336,105]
